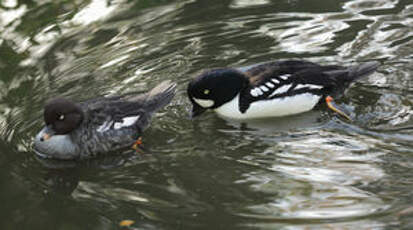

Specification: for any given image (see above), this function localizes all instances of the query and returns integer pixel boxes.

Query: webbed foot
[325,96,352,121]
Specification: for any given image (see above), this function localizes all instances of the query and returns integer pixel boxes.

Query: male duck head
[187,69,248,118]
[34,98,84,159]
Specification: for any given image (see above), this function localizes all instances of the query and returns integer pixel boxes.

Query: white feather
[193,98,214,108]
[97,120,114,133]
[260,86,269,92]
[250,89,259,97]
[271,79,280,84]
[256,88,263,95]
[279,74,291,80]
[214,93,321,119]
[294,84,323,90]
[269,84,292,97]
[266,82,275,88]
[114,115,140,129]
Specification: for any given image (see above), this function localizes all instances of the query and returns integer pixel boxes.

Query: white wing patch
[97,115,140,132]
[294,84,323,90]
[279,74,291,80]
[250,77,298,98]
[97,121,114,133]
[250,87,264,97]
[260,85,269,92]
[266,82,275,88]
[269,84,293,97]
[271,79,280,84]
[250,89,258,97]
[114,115,140,129]
[250,79,281,97]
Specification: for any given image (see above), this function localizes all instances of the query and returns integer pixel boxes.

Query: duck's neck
[214,94,243,119]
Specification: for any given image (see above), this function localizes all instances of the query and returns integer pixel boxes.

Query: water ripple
[1,0,413,229]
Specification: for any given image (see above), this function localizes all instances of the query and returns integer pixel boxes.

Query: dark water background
[1,0,413,229]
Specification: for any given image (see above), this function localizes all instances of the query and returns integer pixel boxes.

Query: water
[1,0,412,229]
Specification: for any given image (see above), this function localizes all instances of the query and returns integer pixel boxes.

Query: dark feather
[74,81,176,158]
[239,60,379,113]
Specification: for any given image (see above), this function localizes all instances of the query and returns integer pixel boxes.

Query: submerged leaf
[119,220,135,227]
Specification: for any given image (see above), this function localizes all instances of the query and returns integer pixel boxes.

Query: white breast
[214,93,321,119]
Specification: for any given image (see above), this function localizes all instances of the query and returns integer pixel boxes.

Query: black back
[238,60,379,113]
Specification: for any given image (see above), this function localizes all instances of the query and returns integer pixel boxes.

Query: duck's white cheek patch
[193,98,214,108]
[114,115,140,129]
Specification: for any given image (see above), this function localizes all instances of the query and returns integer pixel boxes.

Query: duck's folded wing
[245,60,321,82]
[79,80,175,134]
[81,100,147,133]
[238,67,340,113]
[72,124,139,159]
[126,80,176,114]
[73,101,146,158]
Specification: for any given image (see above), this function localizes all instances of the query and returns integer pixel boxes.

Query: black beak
[190,104,207,119]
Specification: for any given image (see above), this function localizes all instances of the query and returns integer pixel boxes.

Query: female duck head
[43,98,84,137]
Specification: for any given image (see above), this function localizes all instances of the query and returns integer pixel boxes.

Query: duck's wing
[238,61,348,113]
[126,80,176,115]
[244,60,321,85]
[65,99,145,159]
[81,81,176,133]
[66,81,176,159]
[79,99,145,134]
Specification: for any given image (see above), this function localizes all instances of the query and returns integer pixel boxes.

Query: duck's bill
[41,126,55,141]
[42,133,51,141]
[190,104,207,119]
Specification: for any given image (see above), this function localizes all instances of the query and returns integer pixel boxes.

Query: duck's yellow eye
[204,89,210,95]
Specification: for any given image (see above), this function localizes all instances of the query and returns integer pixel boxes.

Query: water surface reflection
[0,0,412,229]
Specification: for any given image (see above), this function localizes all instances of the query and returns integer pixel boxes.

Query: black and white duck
[187,60,379,120]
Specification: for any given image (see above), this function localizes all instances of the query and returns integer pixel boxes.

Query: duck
[187,60,380,120]
[34,81,176,160]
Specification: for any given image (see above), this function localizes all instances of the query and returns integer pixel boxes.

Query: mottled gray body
[34,81,176,160]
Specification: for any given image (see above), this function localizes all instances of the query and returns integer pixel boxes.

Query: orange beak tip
[42,133,51,141]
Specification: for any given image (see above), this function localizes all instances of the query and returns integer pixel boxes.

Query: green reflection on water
[1,0,413,229]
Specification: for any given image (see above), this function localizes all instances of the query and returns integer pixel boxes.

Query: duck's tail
[142,80,177,113]
[347,61,380,81]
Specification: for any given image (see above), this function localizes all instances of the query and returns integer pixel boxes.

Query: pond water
[1,0,413,229]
